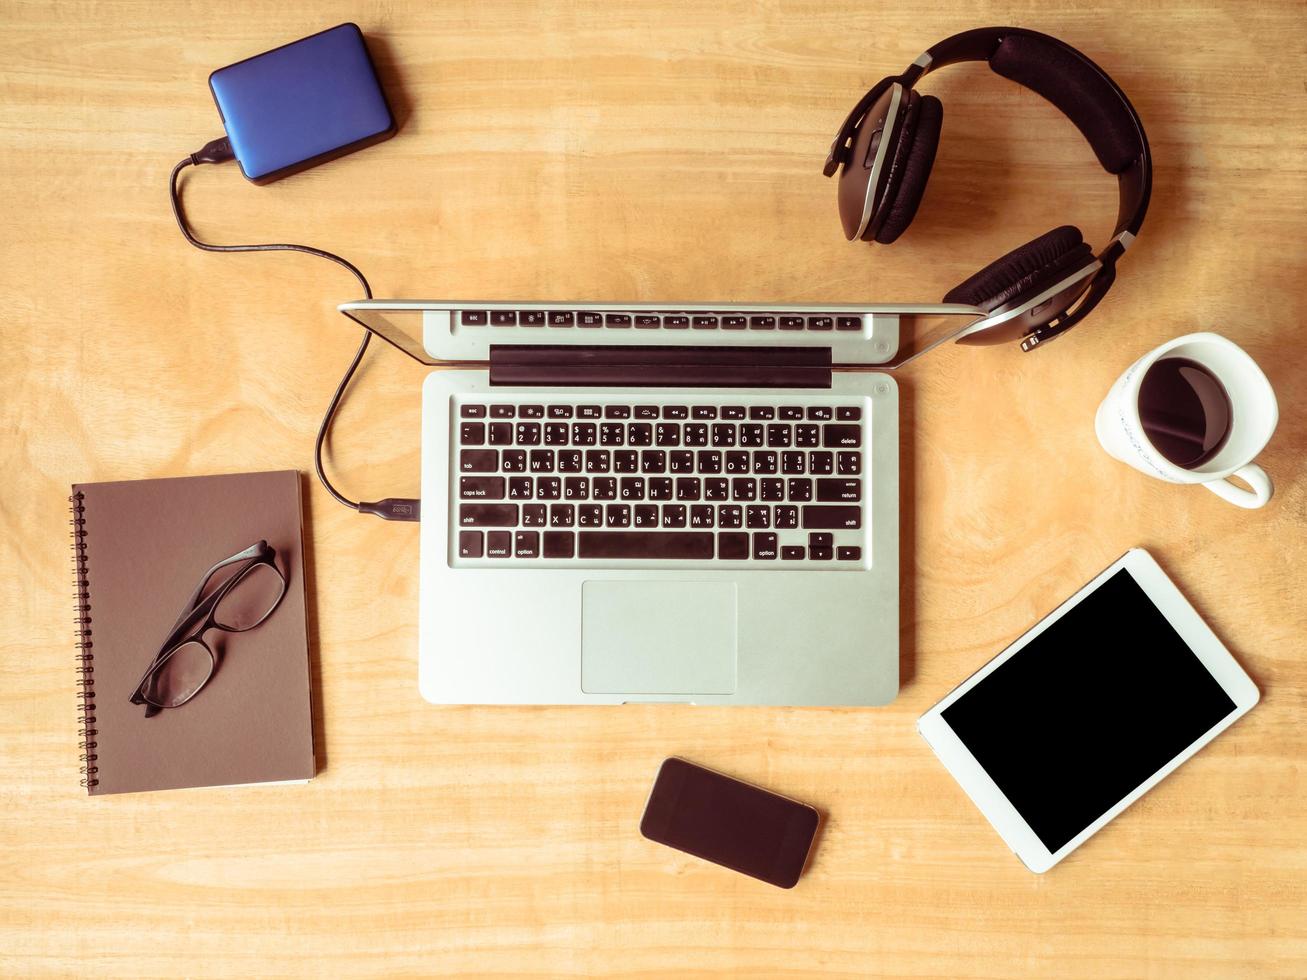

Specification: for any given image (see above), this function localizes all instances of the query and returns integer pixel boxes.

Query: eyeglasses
[130,540,287,717]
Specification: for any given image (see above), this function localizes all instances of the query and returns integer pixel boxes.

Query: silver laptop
[339,300,983,705]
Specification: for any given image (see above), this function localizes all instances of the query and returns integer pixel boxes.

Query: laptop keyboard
[452,396,869,567]
[456,309,864,332]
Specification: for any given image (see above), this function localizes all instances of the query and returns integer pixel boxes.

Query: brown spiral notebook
[70,470,316,795]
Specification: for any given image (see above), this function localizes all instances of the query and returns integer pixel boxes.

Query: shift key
[459,504,518,527]
[802,505,861,529]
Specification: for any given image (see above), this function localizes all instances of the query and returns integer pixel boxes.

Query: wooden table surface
[3,1,1305,976]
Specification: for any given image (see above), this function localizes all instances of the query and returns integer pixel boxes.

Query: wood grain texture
[2,1,1305,976]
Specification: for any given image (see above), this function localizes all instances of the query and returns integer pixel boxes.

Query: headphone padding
[874,94,943,244]
[990,34,1141,174]
[943,225,1091,311]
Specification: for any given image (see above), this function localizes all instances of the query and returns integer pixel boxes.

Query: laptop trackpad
[581,581,737,695]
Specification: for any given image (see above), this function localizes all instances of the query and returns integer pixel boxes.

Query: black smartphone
[640,758,820,889]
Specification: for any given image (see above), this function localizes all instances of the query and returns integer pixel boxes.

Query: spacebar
[577,531,715,559]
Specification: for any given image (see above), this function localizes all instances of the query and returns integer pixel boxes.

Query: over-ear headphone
[824,27,1152,351]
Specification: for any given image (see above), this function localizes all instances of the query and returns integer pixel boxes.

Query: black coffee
[1138,356,1232,469]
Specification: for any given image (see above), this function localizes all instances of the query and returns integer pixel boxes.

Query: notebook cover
[71,470,315,795]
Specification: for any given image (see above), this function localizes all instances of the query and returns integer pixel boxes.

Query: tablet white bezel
[917,548,1259,873]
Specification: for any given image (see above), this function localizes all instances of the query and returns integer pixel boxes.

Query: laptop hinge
[488,345,832,388]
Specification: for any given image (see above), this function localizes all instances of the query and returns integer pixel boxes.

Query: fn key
[459,530,483,558]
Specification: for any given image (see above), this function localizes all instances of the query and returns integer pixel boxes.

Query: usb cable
[169,138,420,521]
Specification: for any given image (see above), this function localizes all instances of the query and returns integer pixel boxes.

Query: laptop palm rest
[580,581,738,695]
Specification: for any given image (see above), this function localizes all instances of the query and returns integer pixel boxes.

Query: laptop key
[519,405,545,419]
[543,531,575,558]
[461,404,486,418]
[817,478,861,502]
[460,477,505,499]
[774,505,799,529]
[753,533,779,559]
[837,546,862,560]
[489,404,515,418]
[718,532,749,559]
[459,530,484,558]
[486,531,512,557]
[460,422,485,445]
[514,531,540,557]
[459,504,518,527]
[550,504,575,527]
[577,531,714,559]
[803,506,861,529]
[460,449,498,472]
[508,477,533,499]
[578,505,603,527]
[633,504,658,527]
[781,545,804,560]
[489,422,513,445]
[837,451,861,474]
[823,424,862,447]
[605,504,631,527]
[522,504,547,527]
[502,450,527,472]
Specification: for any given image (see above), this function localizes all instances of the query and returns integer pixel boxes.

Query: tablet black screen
[941,568,1236,853]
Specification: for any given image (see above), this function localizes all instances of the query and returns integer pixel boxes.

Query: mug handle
[1204,464,1273,509]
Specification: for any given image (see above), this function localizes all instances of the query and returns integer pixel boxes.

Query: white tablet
[917,548,1259,873]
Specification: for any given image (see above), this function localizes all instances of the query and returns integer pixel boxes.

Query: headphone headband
[826,27,1152,247]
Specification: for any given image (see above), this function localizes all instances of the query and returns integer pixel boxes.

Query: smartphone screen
[640,758,819,888]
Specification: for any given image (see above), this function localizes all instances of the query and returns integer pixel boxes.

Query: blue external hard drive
[208,23,396,184]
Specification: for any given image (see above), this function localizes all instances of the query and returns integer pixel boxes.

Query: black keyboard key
[593,477,617,500]
[544,531,575,558]
[810,546,833,561]
[530,451,556,473]
[605,313,631,328]
[837,451,861,475]
[676,477,701,501]
[633,504,658,527]
[578,504,603,527]
[522,504,547,527]
[509,477,533,499]
[661,504,687,528]
[648,477,673,501]
[837,406,862,421]
[604,405,631,419]
[796,424,820,447]
[460,422,486,445]
[641,450,667,473]
[520,311,546,326]
[564,477,590,499]
[502,449,527,472]
[739,424,764,447]
[558,450,583,473]
[754,451,778,475]
[748,406,775,420]
[722,315,746,329]
[490,404,516,418]
[489,421,513,445]
[572,423,597,446]
[628,423,653,446]
[753,533,779,559]
[491,311,517,326]
[549,405,575,419]
[461,404,487,418]
[690,504,715,528]
[719,505,743,528]
[692,405,717,419]
[746,505,770,529]
[669,451,694,473]
[486,531,512,558]
[516,422,541,445]
[808,315,833,330]
[698,450,722,473]
[803,506,861,529]
[837,316,861,331]
[515,531,540,557]
[725,451,749,473]
[823,424,862,447]
[459,504,518,527]
[613,450,639,472]
[577,531,714,559]
[537,476,562,500]
[818,478,861,502]
[520,405,545,419]
[655,423,681,446]
[809,532,833,549]
[692,316,718,329]
[782,451,806,475]
[461,449,498,472]
[779,316,804,330]
[749,315,776,330]
[809,452,834,474]
[459,530,483,558]
[585,450,611,473]
[760,478,784,501]
[544,422,568,445]
[600,423,625,446]
[683,423,708,446]
[767,424,792,447]
[837,546,862,561]
[774,505,799,529]
[460,476,505,499]
[807,406,833,421]
[550,504,575,527]
[712,424,736,447]
[732,478,757,501]
[605,504,631,527]
[664,315,689,329]
[781,545,804,560]
[662,405,688,419]
[718,532,749,559]
[721,405,746,420]
[578,312,603,328]
[461,311,487,325]
[779,406,803,420]
[635,314,661,328]
[548,311,574,327]
[704,478,729,501]
[634,405,659,419]
[577,405,602,419]
[620,477,646,500]
[788,478,813,502]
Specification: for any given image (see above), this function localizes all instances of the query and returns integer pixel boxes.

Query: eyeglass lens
[213,562,285,631]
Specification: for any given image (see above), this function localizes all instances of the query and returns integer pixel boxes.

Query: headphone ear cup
[873,94,943,244]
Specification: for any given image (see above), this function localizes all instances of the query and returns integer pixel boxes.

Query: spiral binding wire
[70,491,97,789]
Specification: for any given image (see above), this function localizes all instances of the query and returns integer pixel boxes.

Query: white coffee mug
[1095,332,1278,509]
